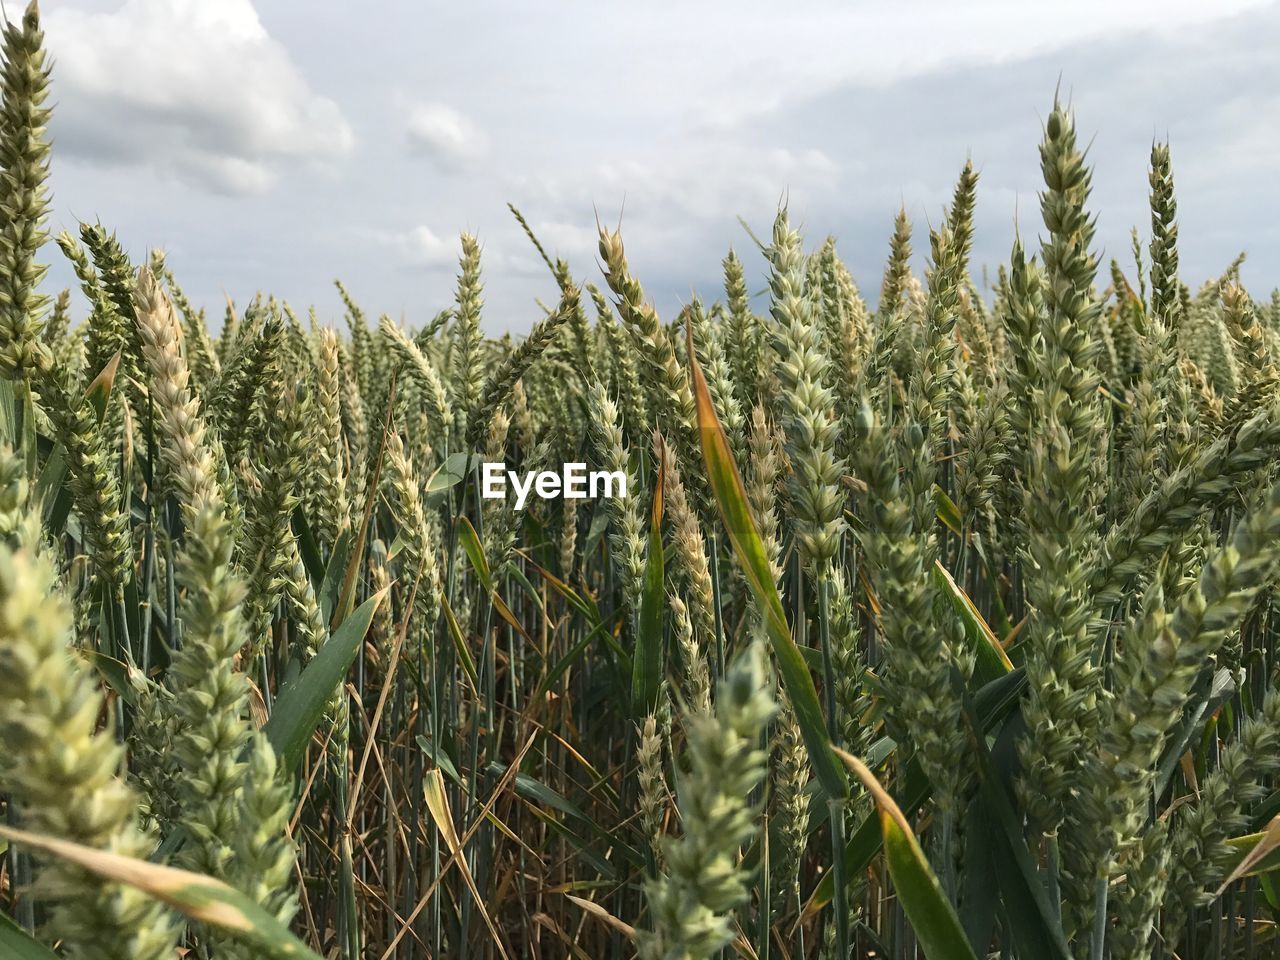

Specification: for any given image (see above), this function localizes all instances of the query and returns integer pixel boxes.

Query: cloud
[406,102,488,170]
[360,218,573,286]
[362,224,461,270]
[30,0,1280,335]
[520,219,598,264]
[489,2,1280,324]
[45,0,353,194]
[512,141,841,234]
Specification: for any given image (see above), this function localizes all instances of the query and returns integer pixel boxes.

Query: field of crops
[5,4,1280,959]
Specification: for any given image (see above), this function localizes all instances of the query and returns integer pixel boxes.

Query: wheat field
[3,4,1280,959]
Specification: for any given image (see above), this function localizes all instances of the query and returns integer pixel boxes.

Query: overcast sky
[22,0,1280,333]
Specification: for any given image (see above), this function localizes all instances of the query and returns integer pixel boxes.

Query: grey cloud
[549,2,1280,320]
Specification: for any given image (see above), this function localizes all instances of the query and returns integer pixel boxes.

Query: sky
[20,0,1280,333]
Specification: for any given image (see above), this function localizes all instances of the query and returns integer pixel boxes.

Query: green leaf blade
[264,589,385,772]
[687,328,847,799]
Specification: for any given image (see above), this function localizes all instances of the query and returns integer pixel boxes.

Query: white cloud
[45,0,353,194]
[527,142,841,224]
[362,219,566,282]
[363,224,461,270]
[531,219,598,258]
[406,102,489,170]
